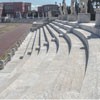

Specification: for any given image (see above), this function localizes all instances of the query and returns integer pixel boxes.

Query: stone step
[42,26,49,52]
[55,19,78,27]
[40,27,47,52]
[49,23,71,53]
[53,21,72,32]
[0,24,58,99]
[50,20,100,98]
[0,32,38,94]
[27,30,37,55]
[35,29,40,52]
[18,23,86,99]
[55,19,67,24]
[0,31,48,98]
[72,28,100,99]
[49,23,86,92]
[46,25,59,52]
[0,19,99,99]
[43,25,57,53]
[20,31,37,59]
[51,21,89,69]
[17,23,69,99]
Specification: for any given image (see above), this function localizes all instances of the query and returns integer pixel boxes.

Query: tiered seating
[42,26,49,52]
[46,25,59,52]
[0,19,100,99]
[51,22,89,70]
[49,23,71,53]
[54,20,100,98]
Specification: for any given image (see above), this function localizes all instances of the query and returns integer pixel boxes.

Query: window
[5,5,13,10]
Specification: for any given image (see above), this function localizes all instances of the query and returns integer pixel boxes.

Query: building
[1,2,31,18]
[38,4,60,17]
[0,3,3,18]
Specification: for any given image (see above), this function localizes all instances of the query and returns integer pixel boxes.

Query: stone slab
[67,15,77,21]
[78,13,90,23]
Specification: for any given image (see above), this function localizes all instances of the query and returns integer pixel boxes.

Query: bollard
[43,42,48,46]
[7,53,12,62]
[35,46,40,51]
[59,33,63,37]
[15,44,19,51]
[11,48,16,56]
[0,60,4,70]
[51,38,56,42]
[17,41,20,47]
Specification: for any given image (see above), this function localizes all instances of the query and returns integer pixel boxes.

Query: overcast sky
[0,0,71,10]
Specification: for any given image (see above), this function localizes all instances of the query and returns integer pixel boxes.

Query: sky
[0,0,71,10]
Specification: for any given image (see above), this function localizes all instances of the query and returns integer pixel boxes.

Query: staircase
[0,19,100,99]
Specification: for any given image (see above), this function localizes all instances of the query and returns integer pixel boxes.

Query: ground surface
[0,23,31,58]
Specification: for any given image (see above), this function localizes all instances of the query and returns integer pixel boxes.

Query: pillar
[95,9,100,27]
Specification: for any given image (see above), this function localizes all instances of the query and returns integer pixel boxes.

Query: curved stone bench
[34,24,48,54]
[55,19,67,24]
[38,28,41,53]
[52,21,73,32]
[46,25,59,53]
[72,28,89,72]
[55,19,79,27]
[53,20,89,72]
[19,32,36,59]
[27,31,37,55]
[49,23,72,54]
[34,29,41,54]
[43,27,49,52]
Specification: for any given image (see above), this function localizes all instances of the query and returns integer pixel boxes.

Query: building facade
[38,4,60,17]
[1,2,31,18]
[0,3,3,18]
